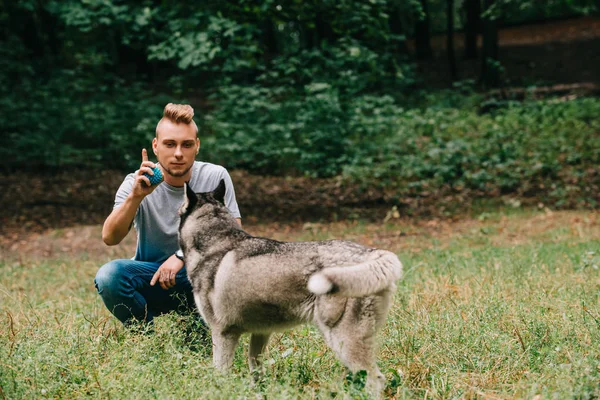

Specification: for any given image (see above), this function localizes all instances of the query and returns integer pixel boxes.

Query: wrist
[127,191,146,203]
[175,249,185,262]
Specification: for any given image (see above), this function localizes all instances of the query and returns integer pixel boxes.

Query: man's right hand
[131,148,162,199]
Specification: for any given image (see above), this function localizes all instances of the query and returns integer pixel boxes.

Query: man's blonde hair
[163,103,195,124]
[156,103,198,137]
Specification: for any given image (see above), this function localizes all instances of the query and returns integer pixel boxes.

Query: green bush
[203,91,599,206]
[202,85,405,177]
[0,69,171,171]
[342,98,600,196]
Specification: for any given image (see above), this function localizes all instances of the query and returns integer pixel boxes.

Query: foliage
[0,68,169,171]
[40,0,414,86]
[203,94,600,209]
[1,0,598,193]
[483,0,599,24]
[341,98,600,198]
[203,84,407,177]
[0,0,414,172]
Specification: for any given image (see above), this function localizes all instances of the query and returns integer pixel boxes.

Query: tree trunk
[262,19,278,59]
[387,6,409,82]
[415,0,433,60]
[108,29,120,70]
[30,1,55,73]
[463,0,481,59]
[447,0,457,81]
[480,0,499,87]
[389,6,409,55]
[6,0,53,70]
[315,12,335,45]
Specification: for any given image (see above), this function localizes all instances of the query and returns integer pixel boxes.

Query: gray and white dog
[178,180,403,395]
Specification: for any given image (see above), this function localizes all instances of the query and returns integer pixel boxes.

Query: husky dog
[178,180,403,396]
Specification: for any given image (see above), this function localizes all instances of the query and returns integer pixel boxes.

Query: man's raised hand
[132,148,161,198]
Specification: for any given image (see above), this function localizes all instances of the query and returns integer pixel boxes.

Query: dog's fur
[178,180,403,395]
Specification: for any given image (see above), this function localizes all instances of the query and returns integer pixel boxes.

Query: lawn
[1,209,599,399]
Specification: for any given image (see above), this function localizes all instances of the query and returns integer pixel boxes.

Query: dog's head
[178,179,227,220]
[178,179,231,253]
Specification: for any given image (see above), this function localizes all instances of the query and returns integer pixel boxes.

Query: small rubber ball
[144,166,163,185]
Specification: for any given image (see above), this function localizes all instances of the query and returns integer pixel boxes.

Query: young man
[95,103,242,325]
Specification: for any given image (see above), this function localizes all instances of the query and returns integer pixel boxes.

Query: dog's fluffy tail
[307,250,402,297]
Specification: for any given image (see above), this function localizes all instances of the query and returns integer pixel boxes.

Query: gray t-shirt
[114,161,241,262]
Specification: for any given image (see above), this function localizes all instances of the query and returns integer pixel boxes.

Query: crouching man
[95,103,241,325]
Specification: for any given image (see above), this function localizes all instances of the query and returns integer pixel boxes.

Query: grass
[1,209,599,399]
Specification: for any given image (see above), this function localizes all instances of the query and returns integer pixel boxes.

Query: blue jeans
[94,259,196,325]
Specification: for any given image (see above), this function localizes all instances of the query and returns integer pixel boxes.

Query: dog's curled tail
[307,250,402,297]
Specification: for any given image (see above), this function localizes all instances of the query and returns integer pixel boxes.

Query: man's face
[153,120,199,178]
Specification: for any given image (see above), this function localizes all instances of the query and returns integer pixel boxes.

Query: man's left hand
[150,255,184,290]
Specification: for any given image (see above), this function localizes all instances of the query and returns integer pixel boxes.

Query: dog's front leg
[212,330,241,372]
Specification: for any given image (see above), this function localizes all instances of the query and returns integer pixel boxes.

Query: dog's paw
[307,273,333,295]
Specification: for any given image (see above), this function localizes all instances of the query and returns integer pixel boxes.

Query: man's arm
[102,193,143,245]
[102,148,161,246]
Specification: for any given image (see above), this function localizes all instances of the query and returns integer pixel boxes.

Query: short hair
[162,103,194,124]
[156,103,199,137]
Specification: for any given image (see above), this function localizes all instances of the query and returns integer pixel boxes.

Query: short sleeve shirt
[114,161,241,262]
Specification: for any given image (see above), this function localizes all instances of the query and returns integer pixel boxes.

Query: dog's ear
[212,179,226,205]
[179,181,198,216]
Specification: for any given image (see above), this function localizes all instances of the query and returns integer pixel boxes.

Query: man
[95,103,242,325]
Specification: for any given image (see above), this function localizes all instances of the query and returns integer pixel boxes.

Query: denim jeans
[94,259,196,325]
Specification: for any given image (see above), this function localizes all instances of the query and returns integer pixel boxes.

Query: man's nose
[175,146,183,157]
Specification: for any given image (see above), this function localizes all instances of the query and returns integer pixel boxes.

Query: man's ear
[179,182,198,216]
[212,179,226,205]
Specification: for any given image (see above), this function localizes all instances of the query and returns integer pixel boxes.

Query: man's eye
[184,143,193,148]
[166,143,175,148]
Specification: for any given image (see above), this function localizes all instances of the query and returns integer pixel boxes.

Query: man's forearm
[102,194,143,245]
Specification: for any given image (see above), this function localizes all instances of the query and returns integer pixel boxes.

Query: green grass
[1,211,600,399]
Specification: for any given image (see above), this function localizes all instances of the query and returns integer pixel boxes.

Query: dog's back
[206,239,401,331]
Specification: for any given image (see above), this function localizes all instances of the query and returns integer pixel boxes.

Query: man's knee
[94,260,126,295]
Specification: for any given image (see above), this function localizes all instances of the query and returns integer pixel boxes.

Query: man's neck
[163,170,193,187]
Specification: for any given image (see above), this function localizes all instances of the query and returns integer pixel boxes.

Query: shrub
[203,85,406,177]
[0,69,171,172]
[342,98,600,197]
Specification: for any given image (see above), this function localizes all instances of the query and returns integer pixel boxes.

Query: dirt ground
[0,168,467,247]
[1,208,598,263]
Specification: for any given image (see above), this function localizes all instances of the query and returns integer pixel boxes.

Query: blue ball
[143,166,163,186]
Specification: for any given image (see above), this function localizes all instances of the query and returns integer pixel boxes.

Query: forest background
[1,0,599,233]
[2,2,600,398]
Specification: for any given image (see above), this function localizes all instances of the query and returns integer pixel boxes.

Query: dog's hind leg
[316,297,388,398]
[248,333,271,373]
[328,328,385,397]
[212,329,241,372]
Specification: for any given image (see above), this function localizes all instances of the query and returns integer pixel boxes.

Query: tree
[463,0,481,60]
[480,0,500,87]
[415,0,433,60]
[446,0,457,81]
[388,3,409,55]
